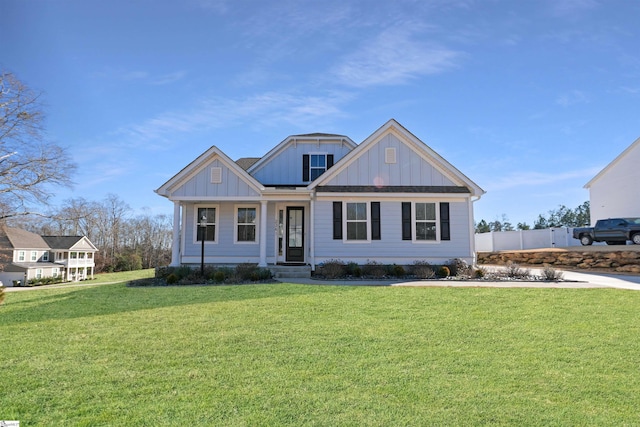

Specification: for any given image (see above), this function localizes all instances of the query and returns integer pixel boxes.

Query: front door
[286,207,304,263]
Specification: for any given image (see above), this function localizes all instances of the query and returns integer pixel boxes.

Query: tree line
[9,194,172,272]
[475,201,590,233]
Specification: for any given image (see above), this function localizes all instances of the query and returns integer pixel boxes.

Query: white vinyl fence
[475,228,583,252]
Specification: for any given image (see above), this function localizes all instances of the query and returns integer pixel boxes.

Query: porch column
[170,201,181,267]
[259,200,268,267]
[309,197,315,270]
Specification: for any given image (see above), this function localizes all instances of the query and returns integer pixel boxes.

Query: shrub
[474,267,486,279]
[411,260,435,279]
[235,263,260,281]
[391,264,406,277]
[345,262,361,277]
[213,271,226,283]
[362,260,386,278]
[448,258,472,278]
[541,265,564,281]
[166,273,178,284]
[504,261,530,279]
[436,266,450,278]
[318,260,346,279]
[0,286,5,305]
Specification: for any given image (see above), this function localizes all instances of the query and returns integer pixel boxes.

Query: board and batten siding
[171,159,260,198]
[326,133,456,187]
[251,141,352,185]
[313,198,473,265]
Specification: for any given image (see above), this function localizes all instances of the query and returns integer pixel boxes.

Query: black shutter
[303,154,310,181]
[402,202,412,240]
[333,202,342,239]
[371,202,381,240]
[327,154,334,169]
[440,202,450,241]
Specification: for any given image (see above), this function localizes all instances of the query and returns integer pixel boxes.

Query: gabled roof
[3,227,49,249]
[309,118,485,197]
[42,236,98,251]
[155,146,265,198]
[584,136,640,189]
[247,133,357,175]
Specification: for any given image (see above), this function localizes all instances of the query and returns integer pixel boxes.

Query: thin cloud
[333,27,461,87]
[556,90,589,107]
[116,90,353,147]
[549,0,598,17]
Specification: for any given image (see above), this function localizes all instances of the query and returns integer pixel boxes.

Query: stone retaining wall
[477,250,640,274]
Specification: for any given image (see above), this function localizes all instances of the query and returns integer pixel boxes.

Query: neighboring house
[0,227,98,286]
[155,119,485,271]
[584,136,640,224]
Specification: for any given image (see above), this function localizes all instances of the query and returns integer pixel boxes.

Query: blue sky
[2,0,639,225]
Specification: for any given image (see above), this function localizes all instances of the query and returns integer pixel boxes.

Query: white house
[0,227,98,286]
[584,136,640,224]
[155,119,485,271]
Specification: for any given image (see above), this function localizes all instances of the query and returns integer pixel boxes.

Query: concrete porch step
[269,265,312,279]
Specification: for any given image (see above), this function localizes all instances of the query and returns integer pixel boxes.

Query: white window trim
[234,204,259,244]
[42,252,49,262]
[344,201,371,243]
[18,251,25,262]
[309,152,329,182]
[412,201,440,243]
[31,251,37,261]
[193,204,219,245]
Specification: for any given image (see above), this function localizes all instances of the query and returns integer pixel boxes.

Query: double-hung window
[196,207,217,242]
[415,203,437,241]
[43,252,49,262]
[18,251,25,262]
[402,202,450,242]
[303,154,334,182]
[236,207,257,243]
[346,203,368,241]
[333,201,381,242]
[31,251,37,261]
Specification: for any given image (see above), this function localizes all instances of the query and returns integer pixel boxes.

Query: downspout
[469,195,479,266]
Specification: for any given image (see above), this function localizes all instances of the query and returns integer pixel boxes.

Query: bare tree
[0,70,76,221]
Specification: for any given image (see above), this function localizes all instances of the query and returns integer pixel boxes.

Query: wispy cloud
[332,27,461,87]
[556,90,589,107]
[116,90,353,147]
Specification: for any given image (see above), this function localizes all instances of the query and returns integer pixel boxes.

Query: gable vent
[211,167,222,184]
[385,147,397,164]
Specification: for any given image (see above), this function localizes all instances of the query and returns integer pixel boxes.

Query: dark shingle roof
[235,157,261,170]
[41,236,84,250]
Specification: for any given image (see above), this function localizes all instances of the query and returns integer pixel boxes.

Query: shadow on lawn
[0,282,354,325]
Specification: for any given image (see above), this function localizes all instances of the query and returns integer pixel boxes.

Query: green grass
[2,282,640,426]
[82,269,155,285]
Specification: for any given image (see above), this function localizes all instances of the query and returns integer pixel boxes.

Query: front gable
[248,134,357,185]
[310,119,484,196]
[156,146,264,200]
[70,237,98,252]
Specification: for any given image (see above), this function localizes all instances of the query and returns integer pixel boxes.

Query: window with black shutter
[402,202,412,240]
[371,202,381,240]
[440,202,450,241]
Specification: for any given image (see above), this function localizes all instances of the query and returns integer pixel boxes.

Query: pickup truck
[573,218,640,246]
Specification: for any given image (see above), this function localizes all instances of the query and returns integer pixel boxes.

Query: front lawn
[1,283,640,425]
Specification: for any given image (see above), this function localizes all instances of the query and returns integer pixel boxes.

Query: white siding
[172,159,260,198]
[326,134,456,187]
[251,141,353,185]
[589,142,640,224]
[313,198,473,265]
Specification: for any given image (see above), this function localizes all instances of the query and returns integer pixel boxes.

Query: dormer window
[303,153,334,182]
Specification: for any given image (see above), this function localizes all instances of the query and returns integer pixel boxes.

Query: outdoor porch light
[199,214,207,277]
